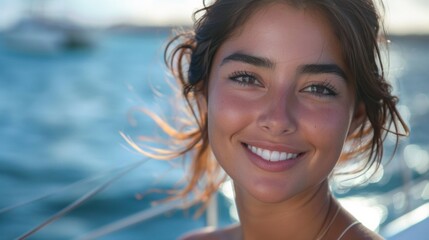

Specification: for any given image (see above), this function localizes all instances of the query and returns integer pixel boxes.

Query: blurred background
[0,0,428,239]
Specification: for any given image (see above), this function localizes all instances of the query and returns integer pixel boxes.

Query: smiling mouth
[245,144,300,162]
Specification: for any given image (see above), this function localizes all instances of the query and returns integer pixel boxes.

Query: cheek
[300,106,354,181]
[206,78,262,172]
[207,84,252,138]
[306,105,353,153]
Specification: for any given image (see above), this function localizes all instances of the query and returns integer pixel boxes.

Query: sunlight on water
[422,182,429,200]
[382,202,429,238]
[404,144,429,174]
[219,180,239,222]
[411,93,429,117]
[339,197,387,231]
[333,163,386,190]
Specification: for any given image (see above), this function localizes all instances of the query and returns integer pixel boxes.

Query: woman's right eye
[228,71,263,87]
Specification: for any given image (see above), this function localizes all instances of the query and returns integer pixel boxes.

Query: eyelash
[301,81,339,97]
[228,71,262,87]
[228,72,338,97]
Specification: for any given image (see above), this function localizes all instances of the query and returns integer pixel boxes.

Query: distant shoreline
[106,24,189,35]
[389,34,429,41]
[107,24,429,39]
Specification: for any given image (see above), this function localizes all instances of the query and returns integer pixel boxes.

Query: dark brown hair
[149,0,409,202]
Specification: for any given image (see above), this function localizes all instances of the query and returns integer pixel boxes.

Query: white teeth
[257,148,262,156]
[262,150,270,160]
[270,151,280,161]
[247,144,298,161]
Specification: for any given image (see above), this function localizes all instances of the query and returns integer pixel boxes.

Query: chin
[239,180,300,204]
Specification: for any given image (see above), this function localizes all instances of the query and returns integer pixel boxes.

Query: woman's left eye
[301,83,338,97]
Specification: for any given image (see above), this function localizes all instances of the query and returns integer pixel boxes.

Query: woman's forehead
[213,3,347,74]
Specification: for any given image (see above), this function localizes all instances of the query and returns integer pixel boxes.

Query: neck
[234,180,334,240]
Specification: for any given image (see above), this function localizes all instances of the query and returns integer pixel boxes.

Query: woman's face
[206,3,364,203]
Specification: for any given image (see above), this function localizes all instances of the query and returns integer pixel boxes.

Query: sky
[0,0,428,34]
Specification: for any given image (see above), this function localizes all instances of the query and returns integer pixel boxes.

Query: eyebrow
[300,64,347,80]
[221,52,347,80]
[221,53,274,69]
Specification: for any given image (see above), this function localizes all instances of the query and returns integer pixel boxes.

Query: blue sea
[0,30,428,239]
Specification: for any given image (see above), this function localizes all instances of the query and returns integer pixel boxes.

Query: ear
[348,101,366,137]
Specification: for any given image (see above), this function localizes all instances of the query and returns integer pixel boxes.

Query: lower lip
[243,144,302,172]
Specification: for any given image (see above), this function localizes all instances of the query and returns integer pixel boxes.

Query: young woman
[142,0,409,239]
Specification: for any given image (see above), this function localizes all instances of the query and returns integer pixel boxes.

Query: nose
[257,92,297,136]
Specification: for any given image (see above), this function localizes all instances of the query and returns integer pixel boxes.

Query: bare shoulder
[178,223,241,240]
[341,222,384,240]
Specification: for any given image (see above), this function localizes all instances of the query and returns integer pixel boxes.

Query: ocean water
[0,31,428,239]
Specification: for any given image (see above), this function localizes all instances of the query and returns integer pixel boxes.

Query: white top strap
[337,221,360,240]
